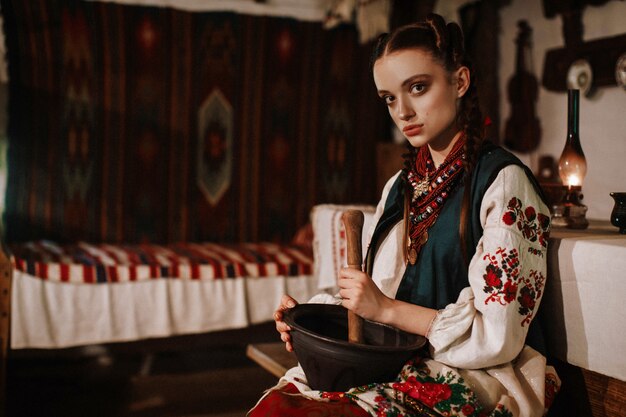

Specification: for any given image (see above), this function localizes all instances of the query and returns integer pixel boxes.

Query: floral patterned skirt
[249,351,559,417]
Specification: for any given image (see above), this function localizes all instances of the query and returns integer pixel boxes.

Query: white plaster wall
[499,0,626,221]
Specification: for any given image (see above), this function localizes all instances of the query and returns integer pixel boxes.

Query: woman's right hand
[274,294,298,352]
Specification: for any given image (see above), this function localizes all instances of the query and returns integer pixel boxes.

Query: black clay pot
[284,303,427,392]
[610,192,626,234]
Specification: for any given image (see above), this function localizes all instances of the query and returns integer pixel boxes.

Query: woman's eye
[383,95,395,105]
[410,83,426,94]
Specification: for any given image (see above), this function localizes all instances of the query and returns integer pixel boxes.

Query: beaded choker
[405,137,466,265]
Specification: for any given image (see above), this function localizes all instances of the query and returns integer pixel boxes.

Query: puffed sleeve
[427,165,550,369]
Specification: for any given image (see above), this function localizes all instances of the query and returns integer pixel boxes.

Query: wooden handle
[342,210,365,344]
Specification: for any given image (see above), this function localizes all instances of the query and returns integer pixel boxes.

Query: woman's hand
[338,267,392,323]
[274,294,298,352]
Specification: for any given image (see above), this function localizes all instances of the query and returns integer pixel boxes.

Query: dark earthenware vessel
[284,304,427,392]
[610,192,626,234]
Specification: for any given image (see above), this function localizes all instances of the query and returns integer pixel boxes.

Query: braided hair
[371,13,485,263]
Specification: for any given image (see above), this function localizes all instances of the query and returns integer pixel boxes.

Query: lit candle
[566,174,581,187]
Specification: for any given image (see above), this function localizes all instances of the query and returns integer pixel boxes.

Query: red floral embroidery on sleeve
[482,247,545,326]
[518,269,545,326]
[502,197,550,248]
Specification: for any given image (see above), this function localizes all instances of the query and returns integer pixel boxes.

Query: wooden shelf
[542,33,626,92]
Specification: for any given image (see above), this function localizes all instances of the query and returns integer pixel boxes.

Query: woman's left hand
[338,267,392,322]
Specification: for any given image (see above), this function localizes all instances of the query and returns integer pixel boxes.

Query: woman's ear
[455,66,470,98]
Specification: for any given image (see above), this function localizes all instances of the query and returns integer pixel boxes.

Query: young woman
[250,13,559,417]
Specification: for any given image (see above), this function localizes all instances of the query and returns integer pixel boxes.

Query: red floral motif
[381,363,485,416]
[393,376,452,409]
[502,211,516,226]
[492,403,514,417]
[484,264,502,288]
[503,280,518,303]
[321,391,347,401]
[483,247,545,326]
[502,197,550,249]
[371,393,397,417]
[482,248,519,305]
[518,270,545,326]
[507,196,521,210]
[518,285,536,311]
[462,404,475,415]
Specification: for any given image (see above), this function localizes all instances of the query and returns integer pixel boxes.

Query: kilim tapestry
[1,0,385,244]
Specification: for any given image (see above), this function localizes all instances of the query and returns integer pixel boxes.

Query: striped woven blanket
[10,241,313,284]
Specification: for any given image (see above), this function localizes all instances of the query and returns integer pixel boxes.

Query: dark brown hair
[371,13,485,263]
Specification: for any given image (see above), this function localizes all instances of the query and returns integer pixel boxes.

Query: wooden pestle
[341,210,365,344]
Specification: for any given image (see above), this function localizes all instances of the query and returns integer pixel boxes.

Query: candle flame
[566,174,581,187]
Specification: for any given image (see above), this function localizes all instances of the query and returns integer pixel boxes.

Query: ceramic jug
[610,192,626,234]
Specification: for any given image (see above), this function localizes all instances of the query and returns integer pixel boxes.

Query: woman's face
[373,48,469,151]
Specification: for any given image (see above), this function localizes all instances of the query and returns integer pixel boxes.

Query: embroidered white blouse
[280,165,560,417]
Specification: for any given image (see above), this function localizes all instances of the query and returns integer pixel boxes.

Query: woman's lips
[402,124,422,136]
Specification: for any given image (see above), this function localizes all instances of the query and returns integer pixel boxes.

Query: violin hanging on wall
[504,20,541,153]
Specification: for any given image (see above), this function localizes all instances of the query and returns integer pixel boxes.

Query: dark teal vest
[365,144,547,353]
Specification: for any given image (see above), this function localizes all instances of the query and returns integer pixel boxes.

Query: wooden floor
[4,326,282,417]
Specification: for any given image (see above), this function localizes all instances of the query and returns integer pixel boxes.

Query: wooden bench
[246,342,297,378]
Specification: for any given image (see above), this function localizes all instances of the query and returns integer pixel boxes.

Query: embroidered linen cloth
[311,204,376,292]
[544,224,626,381]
